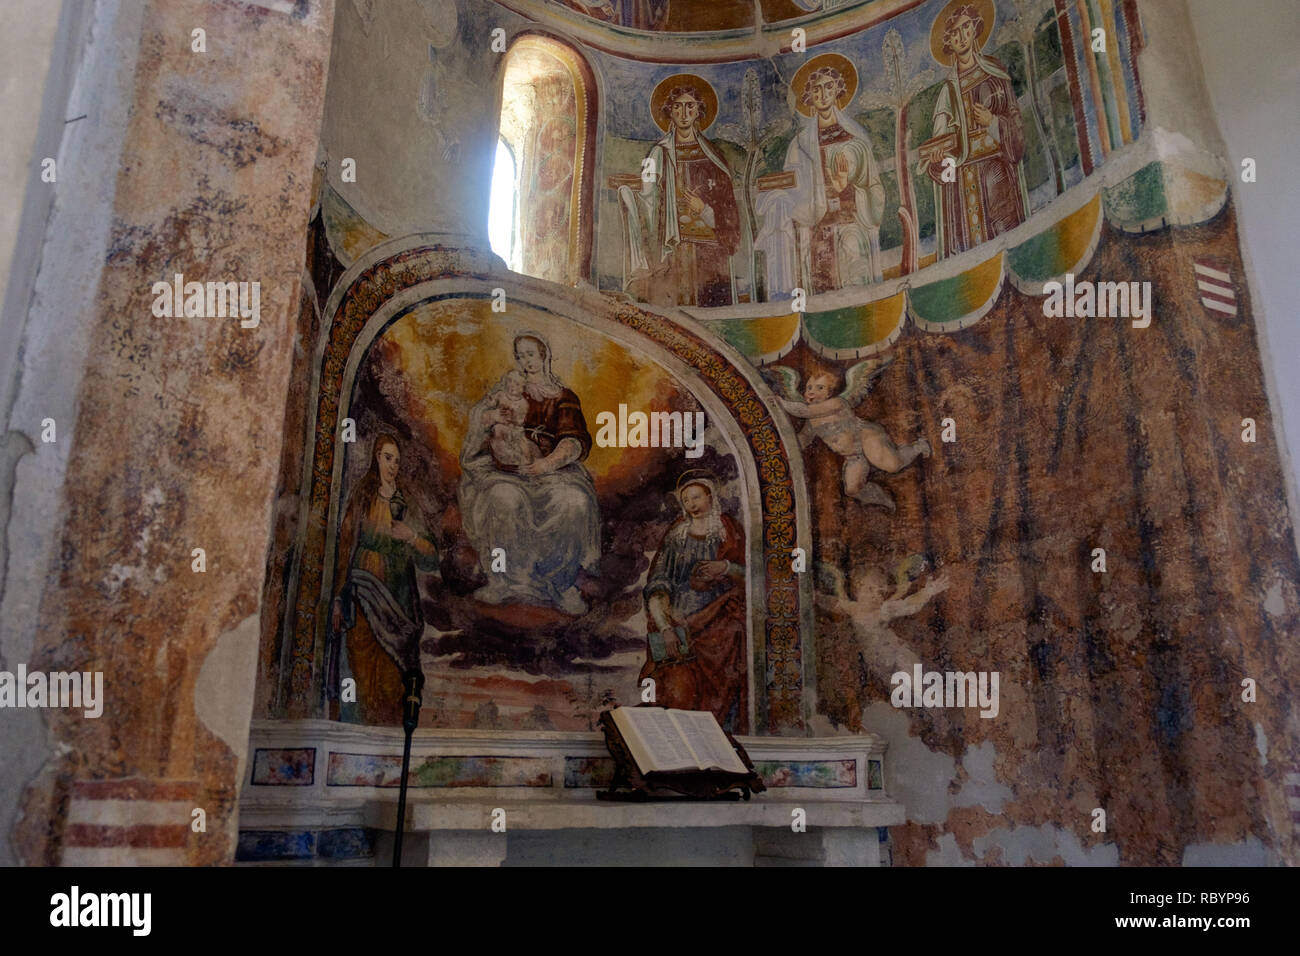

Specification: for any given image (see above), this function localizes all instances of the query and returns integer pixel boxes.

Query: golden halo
[790,53,858,117]
[650,74,720,132]
[929,0,996,67]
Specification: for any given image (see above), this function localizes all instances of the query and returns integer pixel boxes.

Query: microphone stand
[392,668,424,867]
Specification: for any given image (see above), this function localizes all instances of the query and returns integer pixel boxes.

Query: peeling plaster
[859,700,957,826]
[1182,837,1274,867]
[953,742,1013,814]
[926,832,975,867]
[194,613,261,800]
[972,825,1119,867]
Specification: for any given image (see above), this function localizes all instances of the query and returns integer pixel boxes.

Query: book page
[668,710,748,774]
[612,707,696,772]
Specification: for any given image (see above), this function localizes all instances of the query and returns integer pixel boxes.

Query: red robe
[650,137,741,308]
[639,512,748,733]
[522,387,592,460]
[927,59,1029,256]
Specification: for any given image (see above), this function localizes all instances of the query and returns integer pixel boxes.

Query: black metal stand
[391,668,424,868]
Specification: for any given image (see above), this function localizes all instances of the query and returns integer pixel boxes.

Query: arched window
[488,139,518,269]
[492,35,596,285]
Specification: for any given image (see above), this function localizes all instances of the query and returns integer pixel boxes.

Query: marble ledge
[366,795,906,832]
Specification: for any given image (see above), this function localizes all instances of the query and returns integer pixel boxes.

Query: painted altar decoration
[303,296,761,733]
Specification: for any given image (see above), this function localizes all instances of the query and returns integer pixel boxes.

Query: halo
[650,74,720,132]
[929,0,996,67]
[790,53,858,117]
[675,468,717,498]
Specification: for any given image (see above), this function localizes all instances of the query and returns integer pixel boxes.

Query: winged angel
[764,357,931,511]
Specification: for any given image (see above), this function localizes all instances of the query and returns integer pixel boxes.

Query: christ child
[484,371,541,469]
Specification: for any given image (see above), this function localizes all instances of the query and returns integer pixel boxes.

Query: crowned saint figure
[781,54,887,293]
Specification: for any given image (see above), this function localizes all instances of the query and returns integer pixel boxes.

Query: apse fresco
[323,299,752,732]
[552,0,862,32]
[597,0,1139,302]
[554,0,754,32]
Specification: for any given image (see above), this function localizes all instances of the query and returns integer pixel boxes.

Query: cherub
[764,357,931,511]
[483,371,541,469]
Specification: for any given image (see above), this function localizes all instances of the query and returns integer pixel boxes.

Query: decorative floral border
[285,246,803,731]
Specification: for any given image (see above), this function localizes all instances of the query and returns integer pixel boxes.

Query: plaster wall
[1186,0,1300,545]
[318,0,506,242]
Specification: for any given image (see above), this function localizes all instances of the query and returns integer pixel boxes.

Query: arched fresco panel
[272,246,812,733]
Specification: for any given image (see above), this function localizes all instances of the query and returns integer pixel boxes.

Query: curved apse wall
[263,0,1300,866]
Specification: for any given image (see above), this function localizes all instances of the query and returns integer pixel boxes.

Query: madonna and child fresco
[459,332,601,616]
[604,0,1100,303]
[326,308,751,732]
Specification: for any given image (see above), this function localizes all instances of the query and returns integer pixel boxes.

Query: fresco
[552,0,860,32]
[765,356,930,510]
[918,0,1031,255]
[554,0,752,32]
[233,0,1300,869]
[321,298,754,732]
[598,0,1141,302]
[617,74,744,306]
[499,37,595,284]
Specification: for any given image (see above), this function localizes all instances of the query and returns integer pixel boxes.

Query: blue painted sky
[591,0,1029,143]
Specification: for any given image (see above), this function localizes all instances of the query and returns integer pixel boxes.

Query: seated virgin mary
[457,331,601,615]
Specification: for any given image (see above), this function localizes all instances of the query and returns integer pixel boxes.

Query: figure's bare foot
[556,587,588,616]
[852,482,895,512]
[915,438,932,459]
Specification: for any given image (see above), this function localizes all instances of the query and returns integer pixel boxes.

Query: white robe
[780,107,886,291]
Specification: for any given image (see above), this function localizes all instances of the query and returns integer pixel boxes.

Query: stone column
[3,0,336,866]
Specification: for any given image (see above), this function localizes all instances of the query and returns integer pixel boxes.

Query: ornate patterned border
[285,246,803,731]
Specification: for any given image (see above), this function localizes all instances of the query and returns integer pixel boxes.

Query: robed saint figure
[919,1,1030,258]
[618,74,742,308]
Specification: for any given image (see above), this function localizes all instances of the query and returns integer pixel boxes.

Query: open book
[609,706,748,775]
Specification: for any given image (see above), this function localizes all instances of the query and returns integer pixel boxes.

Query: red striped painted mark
[1193,259,1237,316]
